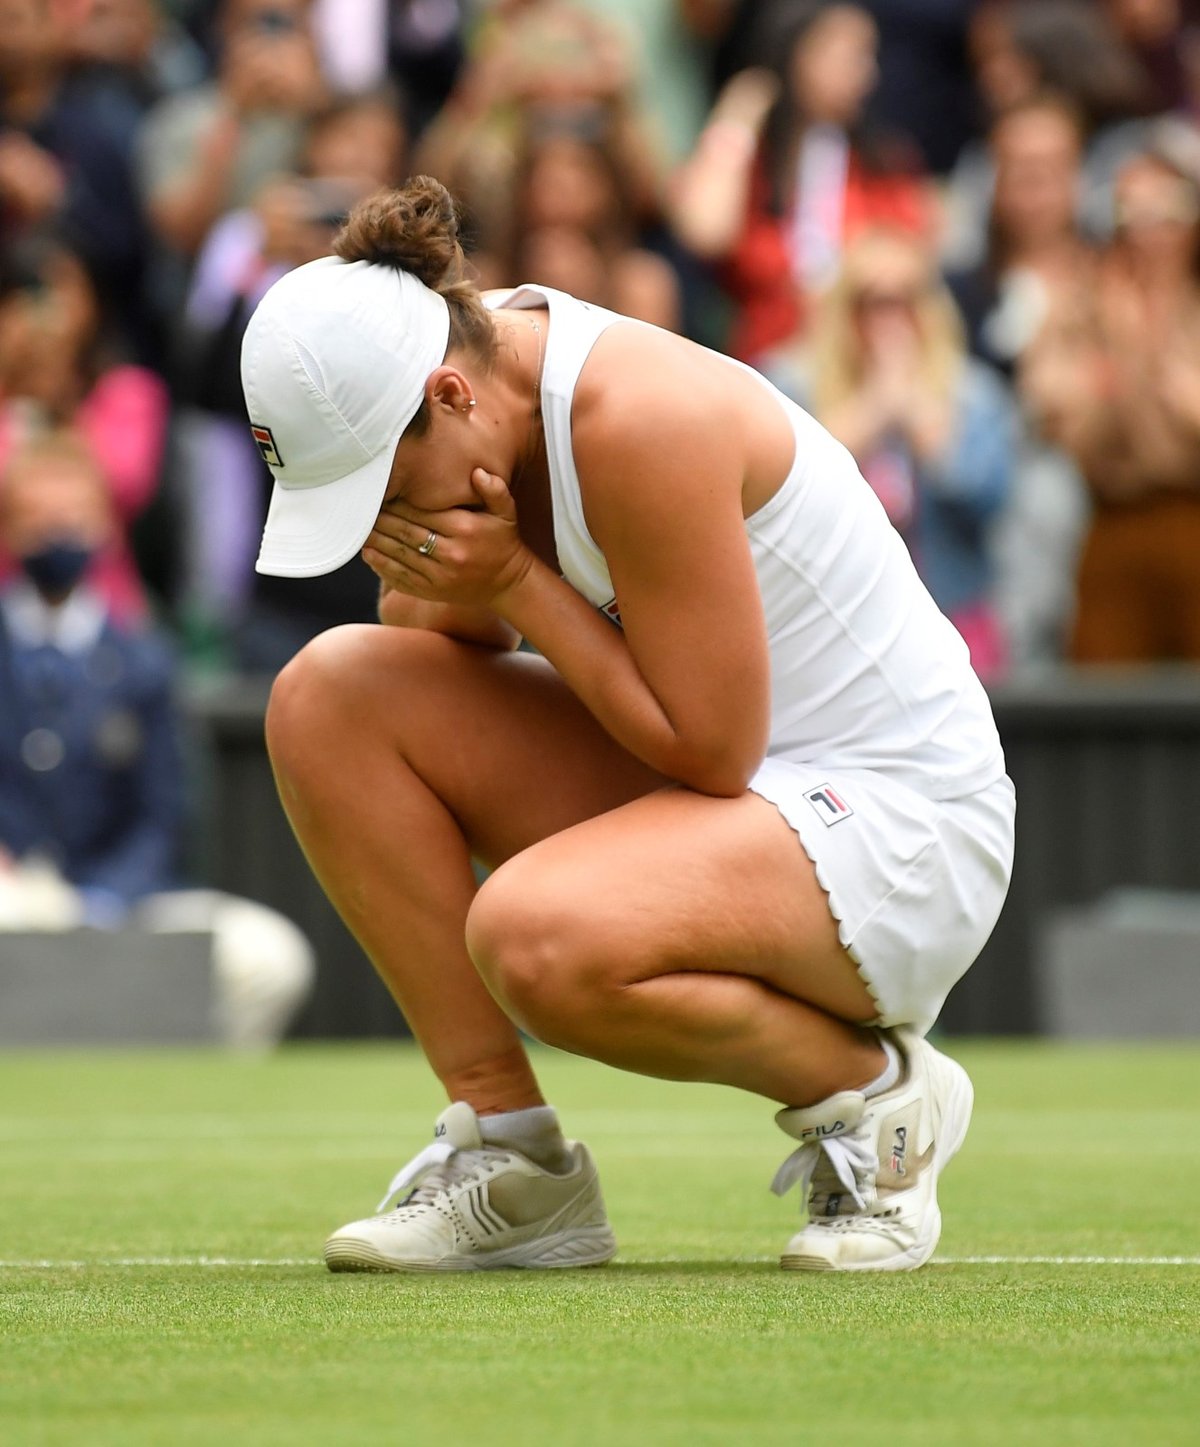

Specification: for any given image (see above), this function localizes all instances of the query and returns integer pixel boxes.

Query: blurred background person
[947,93,1097,378]
[415,0,664,266]
[1105,0,1198,115]
[0,231,168,628]
[577,0,713,170]
[307,0,467,139]
[0,429,314,1046]
[855,0,980,177]
[688,0,980,176]
[172,89,408,669]
[67,0,209,109]
[1021,119,1200,664]
[763,226,1016,679]
[135,0,330,322]
[940,93,1099,672]
[942,0,1157,270]
[472,109,682,330]
[671,0,931,362]
[0,0,153,361]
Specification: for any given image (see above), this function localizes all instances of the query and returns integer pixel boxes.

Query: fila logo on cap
[250,423,284,468]
[804,784,854,826]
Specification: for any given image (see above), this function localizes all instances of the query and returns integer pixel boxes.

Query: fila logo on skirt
[804,784,854,826]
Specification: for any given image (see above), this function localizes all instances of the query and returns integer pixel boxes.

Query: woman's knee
[265,625,447,772]
[465,863,610,1046]
[265,625,374,769]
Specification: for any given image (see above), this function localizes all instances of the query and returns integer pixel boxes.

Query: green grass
[1,1041,1198,1446]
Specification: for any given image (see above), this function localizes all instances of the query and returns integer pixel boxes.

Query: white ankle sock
[478,1105,572,1173]
[862,1037,902,1099]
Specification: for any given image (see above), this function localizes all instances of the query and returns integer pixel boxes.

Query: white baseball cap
[241,254,450,577]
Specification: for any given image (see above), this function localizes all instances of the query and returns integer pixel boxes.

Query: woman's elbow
[668,739,763,798]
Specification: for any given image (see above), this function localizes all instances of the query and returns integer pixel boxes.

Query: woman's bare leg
[265,625,665,1112]
[466,789,884,1106]
[266,625,883,1115]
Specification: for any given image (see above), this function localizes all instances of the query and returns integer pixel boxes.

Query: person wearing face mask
[0,234,169,628]
[0,431,315,1047]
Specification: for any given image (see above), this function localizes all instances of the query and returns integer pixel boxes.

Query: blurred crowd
[4,0,1200,674]
[3,1,1200,986]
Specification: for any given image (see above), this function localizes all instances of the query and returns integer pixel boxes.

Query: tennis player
[242,177,1015,1273]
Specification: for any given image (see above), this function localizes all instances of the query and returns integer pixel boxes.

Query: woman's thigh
[470,787,875,1024]
[268,625,669,863]
[273,626,868,1019]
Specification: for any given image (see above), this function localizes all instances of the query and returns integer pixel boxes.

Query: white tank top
[487,285,1006,801]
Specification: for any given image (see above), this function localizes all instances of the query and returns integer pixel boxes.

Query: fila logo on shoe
[801,1120,847,1140]
[434,1123,447,1138]
[878,1142,934,1194]
[890,1125,908,1176]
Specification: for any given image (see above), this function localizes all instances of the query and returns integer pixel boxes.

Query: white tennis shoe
[771,1030,974,1272]
[324,1101,617,1272]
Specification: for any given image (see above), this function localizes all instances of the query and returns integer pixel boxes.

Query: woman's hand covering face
[363,467,533,608]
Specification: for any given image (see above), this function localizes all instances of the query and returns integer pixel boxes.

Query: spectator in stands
[0,429,314,1046]
[671,0,930,361]
[415,0,664,264]
[571,0,712,169]
[0,0,153,360]
[943,0,1156,269]
[1021,119,1200,663]
[947,93,1097,378]
[763,227,1016,678]
[304,0,467,140]
[174,90,407,669]
[940,95,1097,669]
[0,232,168,627]
[473,110,682,330]
[858,0,982,177]
[135,0,329,278]
[68,0,209,109]
[1106,0,1195,113]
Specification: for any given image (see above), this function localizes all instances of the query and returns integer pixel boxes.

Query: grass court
[2,1040,1198,1446]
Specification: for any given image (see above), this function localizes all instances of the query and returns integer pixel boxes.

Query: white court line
[2,1255,1199,1269]
[937,1255,1200,1266]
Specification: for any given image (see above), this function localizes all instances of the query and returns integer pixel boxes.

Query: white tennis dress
[487,285,1016,1033]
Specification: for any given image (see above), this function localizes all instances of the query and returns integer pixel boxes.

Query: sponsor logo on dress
[599,597,623,629]
[804,784,854,826]
[250,422,284,468]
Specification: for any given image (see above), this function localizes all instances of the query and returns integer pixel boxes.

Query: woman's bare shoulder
[583,323,754,432]
[571,324,746,500]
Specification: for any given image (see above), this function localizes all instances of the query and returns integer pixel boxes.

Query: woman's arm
[367,337,772,796]
[515,358,771,795]
[377,582,520,651]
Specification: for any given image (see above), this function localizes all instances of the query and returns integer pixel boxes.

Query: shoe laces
[770,1130,877,1212]
[375,1141,508,1213]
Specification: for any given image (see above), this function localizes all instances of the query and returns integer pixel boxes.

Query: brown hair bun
[333,176,466,293]
[334,176,498,433]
